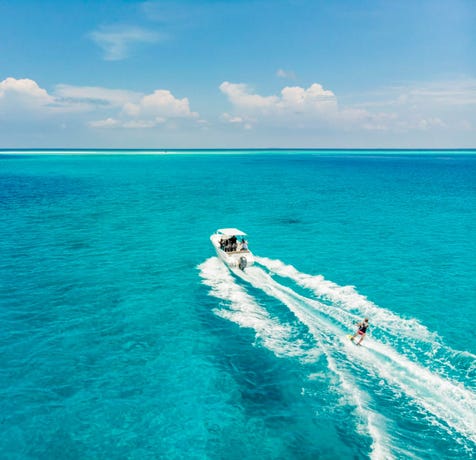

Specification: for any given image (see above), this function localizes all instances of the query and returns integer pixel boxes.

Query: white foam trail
[237,266,394,460]
[199,258,475,454]
[255,257,476,389]
[243,263,476,447]
[256,256,476,385]
[255,256,435,341]
[197,257,320,362]
[369,341,476,445]
[325,348,394,460]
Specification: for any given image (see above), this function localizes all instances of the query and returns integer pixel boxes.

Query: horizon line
[1,148,476,153]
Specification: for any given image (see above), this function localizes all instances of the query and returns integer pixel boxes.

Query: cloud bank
[1,75,475,147]
[0,77,200,130]
[219,78,476,134]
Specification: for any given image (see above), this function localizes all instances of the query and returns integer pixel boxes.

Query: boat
[210,228,254,271]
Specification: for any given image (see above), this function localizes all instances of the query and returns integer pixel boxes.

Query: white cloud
[2,75,476,146]
[397,79,476,107]
[88,88,199,129]
[123,89,198,119]
[219,82,279,111]
[219,79,476,134]
[276,69,296,79]
[221,112,244,123]
[123,119,161,129]
[279,84,336,111]
[221,112,254,130]
[90,116,167,130]
[0,77,51,100]
[417,117,446,130]
[88,118,121,128]
[0,78,141,116]
[355,78,476,110]
[88,26,162,61]
[0,77,201,129]
[219,81,338,128]
[348,78,476,132]
[55,85,140,108]
[220,81,336,115]
[0,77,54,109]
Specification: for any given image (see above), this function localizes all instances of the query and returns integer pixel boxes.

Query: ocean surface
[1,150,475,459]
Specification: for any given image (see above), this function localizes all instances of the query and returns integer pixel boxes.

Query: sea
[1,150,475,460]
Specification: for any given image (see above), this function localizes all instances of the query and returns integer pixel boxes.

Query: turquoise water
[1,151,475,459]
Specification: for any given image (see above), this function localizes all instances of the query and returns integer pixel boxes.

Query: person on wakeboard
[350,318,369,345]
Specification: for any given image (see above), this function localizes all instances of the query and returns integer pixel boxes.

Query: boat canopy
[216,228,247,237]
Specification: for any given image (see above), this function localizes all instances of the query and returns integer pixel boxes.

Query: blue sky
[1,0,475,148]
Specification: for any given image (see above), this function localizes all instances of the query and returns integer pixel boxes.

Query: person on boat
[241,238,248,251]
[350,318,369,345]
[230,235,237,251]
[223,239,230,252]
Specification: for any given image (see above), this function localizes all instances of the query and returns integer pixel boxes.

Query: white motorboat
[210,228,254,271]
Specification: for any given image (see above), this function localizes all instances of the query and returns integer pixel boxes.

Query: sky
[0,0,475,149]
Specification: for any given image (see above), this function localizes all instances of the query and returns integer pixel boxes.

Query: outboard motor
[238,256,247,271]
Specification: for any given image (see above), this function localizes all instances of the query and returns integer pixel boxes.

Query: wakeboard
[347,334,361,345]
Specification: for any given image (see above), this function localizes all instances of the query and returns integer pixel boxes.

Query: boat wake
[198,256,476,459]
[199,257,320,363]
[255,256,476,385]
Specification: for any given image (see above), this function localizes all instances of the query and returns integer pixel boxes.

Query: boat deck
[221,249,250,254]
